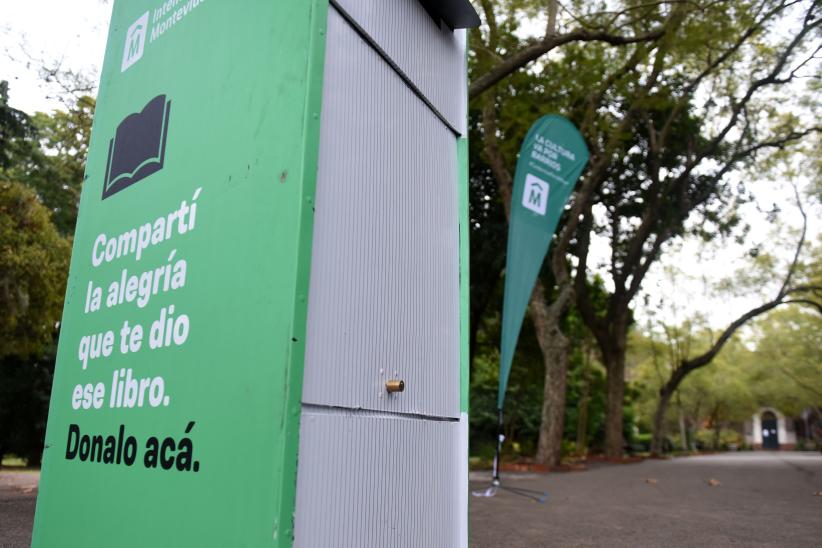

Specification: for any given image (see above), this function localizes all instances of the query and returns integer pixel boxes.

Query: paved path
[470,452,822,547]
[0,470,38,548]
[2,452,821,546]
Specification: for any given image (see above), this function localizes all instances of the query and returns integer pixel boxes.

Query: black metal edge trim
[329,0,462,137]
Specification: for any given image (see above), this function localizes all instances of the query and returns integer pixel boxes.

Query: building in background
[743,407,822,450]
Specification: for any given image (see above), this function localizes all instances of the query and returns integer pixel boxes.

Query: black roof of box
[419,0,481,30]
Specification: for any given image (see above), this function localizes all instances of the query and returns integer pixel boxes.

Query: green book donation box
[32,1,478,546]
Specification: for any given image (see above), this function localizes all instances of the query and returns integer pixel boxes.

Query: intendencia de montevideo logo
[522,174,550,216]
[121,1,206,73]
[121,12,148,72]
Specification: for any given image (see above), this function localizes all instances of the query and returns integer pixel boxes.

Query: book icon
[102,94,171,200]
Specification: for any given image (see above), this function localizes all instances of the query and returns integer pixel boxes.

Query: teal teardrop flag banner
[497,114,589,408]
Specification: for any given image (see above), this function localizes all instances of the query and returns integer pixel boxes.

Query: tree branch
[661,184,819,395]
[469,26,666,100]
[480,97,514,218]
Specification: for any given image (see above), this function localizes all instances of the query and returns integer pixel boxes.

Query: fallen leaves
[707,479,721,487]
[645,478,658,485]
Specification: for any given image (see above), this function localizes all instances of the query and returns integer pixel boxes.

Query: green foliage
[631,301,821,451]
[0,81,84,465]
[563,347,607,450]
[745,306,822,416]
[694,428,743,451]
[469,297,618,458]
[0,346,55,465]
[0,89,94,236]
[0,180,70,359]
[469,320,545,458]
[633,327,753,430]
[0,81,36,170]
[27,97,94,235]
[470,0,822,459]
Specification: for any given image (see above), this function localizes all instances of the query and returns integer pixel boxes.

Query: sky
[1,0,111,114]
[2,0,818,335]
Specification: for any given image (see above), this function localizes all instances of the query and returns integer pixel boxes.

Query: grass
[1,456,37,469]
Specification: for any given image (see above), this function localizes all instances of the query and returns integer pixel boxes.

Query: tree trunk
[677,399,688,451]
[650,372,690,455]
[602,344,626,458]
[688,412,698,452]
[480,98,578,468]
[711,406,722,450]
[576,345,592,455]
[650,387,673,455]
[533,281,570,467]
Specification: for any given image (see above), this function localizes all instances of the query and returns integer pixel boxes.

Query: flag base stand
[471,409,548,504]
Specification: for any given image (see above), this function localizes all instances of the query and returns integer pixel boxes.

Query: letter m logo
[121,12,149,72]
[521,174,550,215]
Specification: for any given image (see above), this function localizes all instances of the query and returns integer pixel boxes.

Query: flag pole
[492,408,504,485]
[475,404,547,503]
[473,114,588,505]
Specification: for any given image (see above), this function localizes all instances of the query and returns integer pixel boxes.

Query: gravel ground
[470,452,822,548]
[2,452,821,547]
[0,470,38,548]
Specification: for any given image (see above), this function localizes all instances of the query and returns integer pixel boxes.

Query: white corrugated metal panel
[458,412,468,548]
[302,7,460,419]
[293,408,461,548]
[332,0,467,134]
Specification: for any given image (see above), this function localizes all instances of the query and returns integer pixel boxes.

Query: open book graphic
[102,94,171,199]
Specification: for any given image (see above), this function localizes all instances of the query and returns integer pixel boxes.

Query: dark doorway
[761,411,779,450]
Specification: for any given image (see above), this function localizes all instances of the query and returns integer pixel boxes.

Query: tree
[28,96,94,235]
[746,306,822,416]
[471,0,674,466]
[470,0,666,100]
[0,91,94,236]
[0,80,84,464]
[0,180,70,359]
[571,0,822,457]
[633,319,757,451]
[648,188,821,453]
[632,300,821,454]
[0,80,36,170]
[0,347,56,465]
